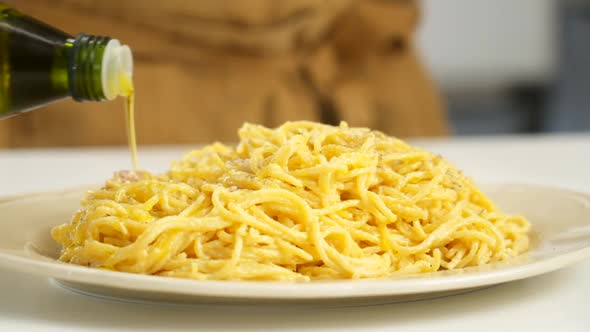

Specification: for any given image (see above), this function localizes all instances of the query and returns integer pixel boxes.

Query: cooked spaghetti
[52,121,530,281]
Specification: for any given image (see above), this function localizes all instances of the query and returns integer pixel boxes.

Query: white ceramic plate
[0,184,589,306]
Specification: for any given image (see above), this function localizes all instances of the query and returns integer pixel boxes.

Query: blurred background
[419,0,589,135]
[0,0,588,148]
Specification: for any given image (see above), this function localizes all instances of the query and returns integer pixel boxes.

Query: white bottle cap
[101,39,134,100]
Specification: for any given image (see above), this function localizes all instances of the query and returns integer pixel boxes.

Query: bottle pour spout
[102,39,134,100]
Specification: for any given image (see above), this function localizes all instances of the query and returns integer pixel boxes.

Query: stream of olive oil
[119,73,138,170]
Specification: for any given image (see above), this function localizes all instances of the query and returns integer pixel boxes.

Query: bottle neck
[68,34,133,102]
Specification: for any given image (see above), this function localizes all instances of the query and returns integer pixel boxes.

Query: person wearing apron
[0,0,447,147]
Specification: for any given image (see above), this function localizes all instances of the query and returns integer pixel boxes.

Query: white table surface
[0,134,589,332]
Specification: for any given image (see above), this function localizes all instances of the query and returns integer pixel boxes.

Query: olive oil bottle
[0,3,133,118]
[0,3,139,169]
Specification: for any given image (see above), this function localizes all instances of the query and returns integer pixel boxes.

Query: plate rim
[0,183,589,300]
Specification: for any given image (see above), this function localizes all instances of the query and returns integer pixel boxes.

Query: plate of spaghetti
[0,121,589,306]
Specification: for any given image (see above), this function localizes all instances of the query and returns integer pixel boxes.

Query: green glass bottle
[0,3,133,119]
